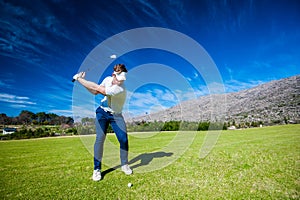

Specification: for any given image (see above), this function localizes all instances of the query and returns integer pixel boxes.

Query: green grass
[0,125,299,199]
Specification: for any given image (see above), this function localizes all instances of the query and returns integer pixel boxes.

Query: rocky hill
[128,75,300,126]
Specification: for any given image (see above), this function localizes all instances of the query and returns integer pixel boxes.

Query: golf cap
[113,71,127,81]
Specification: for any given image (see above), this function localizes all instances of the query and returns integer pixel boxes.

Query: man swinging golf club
[73,63,132,181]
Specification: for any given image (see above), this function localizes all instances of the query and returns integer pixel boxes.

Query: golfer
[73,64,132,181]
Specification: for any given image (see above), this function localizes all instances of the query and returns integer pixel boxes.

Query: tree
[0,113,11,125]
[19,110,35,125]
[161,121,180,131]
[48,113,59,125]
[36,112,47,124]
[198,122,210,131]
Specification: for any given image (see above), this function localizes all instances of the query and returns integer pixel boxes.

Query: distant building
[3,128,17,135]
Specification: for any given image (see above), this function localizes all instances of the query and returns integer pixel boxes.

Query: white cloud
[71,105,96,122]
[224,79,265,92]
[186,77,192,81]
[193,72,199,78]
[48,109,74,117]
[127,92,159,107]
[125,87,184,117]
[225,65,233,80]
[161,91,176,102]
[10,104,27,108]
[174,88,207,101]
[0,93,36,105]
[125,91,164,116]
[206,82,226,94]
[15,96,29,100]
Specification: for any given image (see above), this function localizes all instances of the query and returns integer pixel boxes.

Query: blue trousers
[94,107,129,170]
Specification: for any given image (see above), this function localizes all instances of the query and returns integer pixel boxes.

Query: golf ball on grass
[127,183,132,188]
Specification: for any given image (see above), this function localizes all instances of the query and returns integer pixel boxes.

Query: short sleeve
[100,77,111,86]
[105,85,124,96]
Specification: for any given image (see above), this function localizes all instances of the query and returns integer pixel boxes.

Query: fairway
[1,125,299,199]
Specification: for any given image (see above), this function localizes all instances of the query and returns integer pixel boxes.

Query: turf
[0,124,299,199]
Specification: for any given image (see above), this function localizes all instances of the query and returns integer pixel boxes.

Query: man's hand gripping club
[72,72,106,95]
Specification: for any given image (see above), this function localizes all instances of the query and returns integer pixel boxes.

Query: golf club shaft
[72,54,116,82]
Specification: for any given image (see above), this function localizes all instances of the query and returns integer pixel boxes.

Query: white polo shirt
[99,76,126,114]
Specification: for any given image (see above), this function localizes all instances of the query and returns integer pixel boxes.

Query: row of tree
[77,118,264,133]
[0,110,74,125]
[127,121,227,132]
[0,126,77,140]
[126,120,268,132]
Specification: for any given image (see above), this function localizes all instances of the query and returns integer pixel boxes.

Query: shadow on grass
[101,151,173,179]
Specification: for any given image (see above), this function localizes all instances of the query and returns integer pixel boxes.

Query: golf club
[72,54,117,82]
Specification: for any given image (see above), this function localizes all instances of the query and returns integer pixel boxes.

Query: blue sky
[1,0,299,118]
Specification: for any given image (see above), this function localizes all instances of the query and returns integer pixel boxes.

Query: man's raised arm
[73,72,106,95]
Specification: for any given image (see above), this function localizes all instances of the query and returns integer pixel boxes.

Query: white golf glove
[72,73,80,81]
[72,72,85,81]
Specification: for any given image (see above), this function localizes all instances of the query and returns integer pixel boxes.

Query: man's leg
[110,114,132,175]
[94,109,109,170]
[110,114,129,166]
